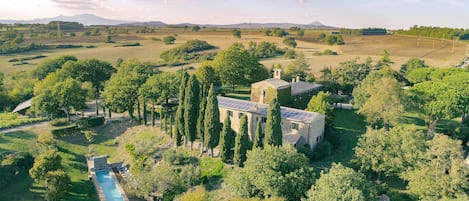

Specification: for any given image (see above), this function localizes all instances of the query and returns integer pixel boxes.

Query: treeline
[396,25,469,40]
[340,28,387,35]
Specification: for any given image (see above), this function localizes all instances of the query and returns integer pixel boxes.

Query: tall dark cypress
[264,98,282,147]
[175,72,189,146]
[219,116,234,163]
[253,119,264,149]
[234,114,250,167]
[204,84,221,157]
[197,85,207,152]
[184,75,200,151]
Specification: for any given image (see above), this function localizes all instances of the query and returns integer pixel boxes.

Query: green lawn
[0,130,98,201]
[0,113,46,129]
[313,109,366,168]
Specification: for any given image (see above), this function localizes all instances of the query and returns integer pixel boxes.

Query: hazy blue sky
[1,0,468,29]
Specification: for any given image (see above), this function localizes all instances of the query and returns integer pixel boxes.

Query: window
[227,110,233,117]
[291,122,299,130]
[261,117,267,123]
[238,112,243,119]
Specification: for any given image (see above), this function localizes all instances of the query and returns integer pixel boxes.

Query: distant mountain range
[0,14,336,29]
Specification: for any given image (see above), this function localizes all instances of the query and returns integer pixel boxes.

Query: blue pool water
[95,170,124,201]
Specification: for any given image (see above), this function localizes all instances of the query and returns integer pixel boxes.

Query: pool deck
[87,157,130,201]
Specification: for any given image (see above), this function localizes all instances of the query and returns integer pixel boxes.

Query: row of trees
[396,25,469,40]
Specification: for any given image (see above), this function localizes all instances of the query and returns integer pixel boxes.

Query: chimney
[291,78,295,83]
[273,68,282,79]
[296,75,300,82]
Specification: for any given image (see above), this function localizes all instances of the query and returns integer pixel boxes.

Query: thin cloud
[50,0,106,10]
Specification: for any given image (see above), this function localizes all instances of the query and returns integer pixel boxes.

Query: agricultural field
[1,27,467,77]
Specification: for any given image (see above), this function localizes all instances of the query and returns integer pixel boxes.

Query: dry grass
[1,28,467,76]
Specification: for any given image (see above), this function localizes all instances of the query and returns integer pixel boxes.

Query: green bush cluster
[55,44,83,49]
[120,42,140,47]
[160,40,215,65]
[311,140,333,160]
[77,116,105,127]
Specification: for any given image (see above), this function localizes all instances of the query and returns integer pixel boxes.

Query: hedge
[51,125,80,137]
[78,116,105,127]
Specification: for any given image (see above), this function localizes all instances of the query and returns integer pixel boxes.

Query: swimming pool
[95,170,124,201]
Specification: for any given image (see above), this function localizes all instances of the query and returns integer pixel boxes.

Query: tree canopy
[402,134,469,200]
[304,163,376,201]
[307,91,334,127]
[230,145,315,201]
[211,43,269,88]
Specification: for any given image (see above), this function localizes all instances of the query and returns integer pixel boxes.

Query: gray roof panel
[217,96,324,123]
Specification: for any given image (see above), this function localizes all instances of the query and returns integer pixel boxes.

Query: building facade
[250,69,322,109]
[217,96,325,149]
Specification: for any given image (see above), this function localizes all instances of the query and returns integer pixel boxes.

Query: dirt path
[0,121,50,134]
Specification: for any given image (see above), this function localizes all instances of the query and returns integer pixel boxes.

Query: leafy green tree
[351,67,395,109]
[139,72,180,127]
[234,115,250,167]
[204,84,221,157]
[192,25,200,32]
[406,67,435,84]
[44,170,70,201]
[407,80,466,135]
[175,72,189,146]
[402,134,469,200]
[353,126,427,178]
[184,75,200,151]
[163,35,176,44]
[307,91,334,127]
[232,29,241,38]
[229,145,315,201]
[253,120,264,148]
[195,65,221,87]
[52,79,87,122]
[32,88,61,118]
[33,55,77,80]
[29,150,62,181]
[376,50,393,68]
[103,59,156,119]
[356,77,404,128]
[211,43,269,91]
[219,116,234,163]
[62,58,115,115]
[283,37,297,48]
[264,98,282,147]
[303,163,376,201]
[400,58,427,76]
[285,52,310,81]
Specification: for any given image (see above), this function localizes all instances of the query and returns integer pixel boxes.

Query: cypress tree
[184,75,200,151]
[143,100,147,125]
[197,85,207,153]
[204,84,221,157]
[175,72,189,146]
[234,114,250,167]
[264,98,282,147]
[219,116,234,163]
[253,120,264,148]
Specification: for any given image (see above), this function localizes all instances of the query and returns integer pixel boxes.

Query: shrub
[312,140,333,160]
[163,149,186,165]
[180,185,208,201]
[83,130,96,144]
[51,125,80,137]
[163,35,176,44]
[297,144,313,160]
[199,157,224,183]
[284,49,296,59]
[77,116,105,128]
[50,118,69,127]
[120,42,140,47]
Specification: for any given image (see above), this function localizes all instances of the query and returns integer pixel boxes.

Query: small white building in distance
[217,96,325,149]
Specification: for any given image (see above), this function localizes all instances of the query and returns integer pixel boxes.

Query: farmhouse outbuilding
[250,69,322,109]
